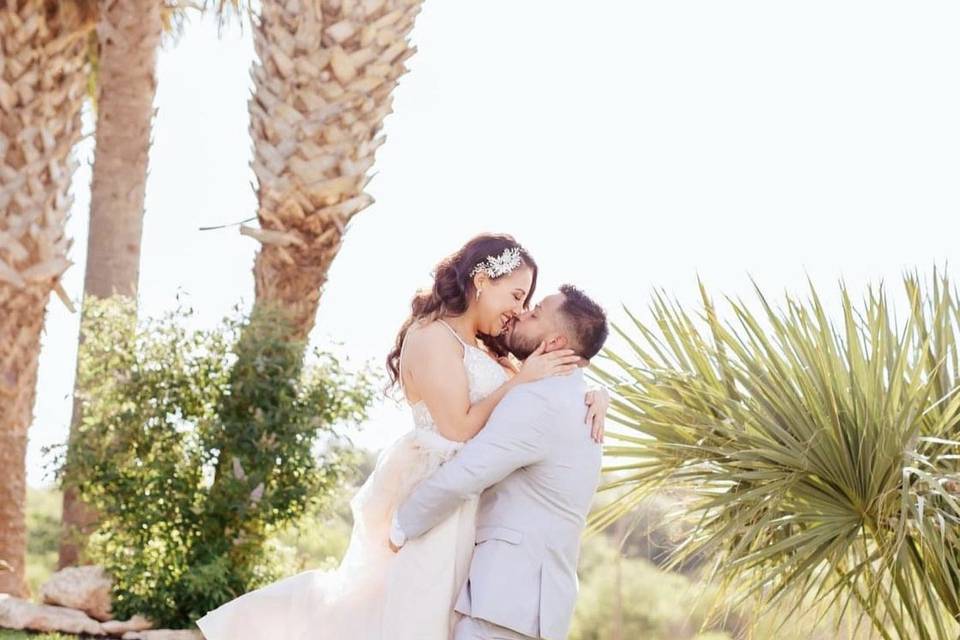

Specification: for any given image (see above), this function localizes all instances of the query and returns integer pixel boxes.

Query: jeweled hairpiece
[470,246,523,279]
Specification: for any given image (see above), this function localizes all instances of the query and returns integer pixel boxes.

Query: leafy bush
[268,447,379,575]
[56,297,377,628]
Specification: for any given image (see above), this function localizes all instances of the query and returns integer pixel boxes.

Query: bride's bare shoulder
[403,319,461,359]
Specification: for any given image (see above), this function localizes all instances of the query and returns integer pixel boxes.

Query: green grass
[15,474,877,639]
[25,487,62,597]
[0,631,78,639]
[2,489,73,639]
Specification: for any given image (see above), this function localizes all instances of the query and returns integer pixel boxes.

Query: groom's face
[502,293,567,360]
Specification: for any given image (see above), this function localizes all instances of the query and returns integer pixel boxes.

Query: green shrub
[56,297,377,628]
[267,447,378,575]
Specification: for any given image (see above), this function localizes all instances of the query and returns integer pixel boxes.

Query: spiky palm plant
[590,272,960,640]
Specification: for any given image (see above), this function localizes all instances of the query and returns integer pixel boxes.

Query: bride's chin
[483,321,503,336]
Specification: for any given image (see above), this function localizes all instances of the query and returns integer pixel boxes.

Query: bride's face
[473,266,534,336]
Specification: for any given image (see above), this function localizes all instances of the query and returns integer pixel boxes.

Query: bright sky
[27,1,960,486]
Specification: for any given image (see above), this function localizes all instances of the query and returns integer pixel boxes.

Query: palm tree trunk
[58,0,161,569]
[0,0,90,597]
[246,0,422,341]
[203,0,422,563]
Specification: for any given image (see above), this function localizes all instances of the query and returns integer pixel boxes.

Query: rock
[0,593,105,635]
[41,564,114,621]
[102,614,154,634]
[122,630,204,640]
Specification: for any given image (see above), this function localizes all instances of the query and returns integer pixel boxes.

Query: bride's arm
[404,327,578,443]
[393,386,551,548]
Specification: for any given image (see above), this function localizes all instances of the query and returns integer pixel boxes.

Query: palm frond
[590,270,960,639]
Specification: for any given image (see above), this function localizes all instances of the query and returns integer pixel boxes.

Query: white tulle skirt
[196,428,478,640]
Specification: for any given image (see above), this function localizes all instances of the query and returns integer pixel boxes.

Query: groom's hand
[585,388,609,443]
[388,514,406,553]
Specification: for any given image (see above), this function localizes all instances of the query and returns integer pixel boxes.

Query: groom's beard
[502,324,543,361]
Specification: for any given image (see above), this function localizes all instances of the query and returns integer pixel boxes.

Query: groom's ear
[546,333,569,351]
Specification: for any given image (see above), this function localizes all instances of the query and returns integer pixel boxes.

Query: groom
[389,284,608,640]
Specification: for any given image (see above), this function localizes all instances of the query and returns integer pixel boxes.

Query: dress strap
[437,319,470,348]
[399,319,469,404]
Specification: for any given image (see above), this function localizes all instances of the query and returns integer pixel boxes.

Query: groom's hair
[558,285,608,360]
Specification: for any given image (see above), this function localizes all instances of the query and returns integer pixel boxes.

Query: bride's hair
[386,233,538,388]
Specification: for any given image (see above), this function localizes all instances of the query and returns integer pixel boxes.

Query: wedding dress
[196,320,510,640]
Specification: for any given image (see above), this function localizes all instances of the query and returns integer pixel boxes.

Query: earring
[476,289,482,301]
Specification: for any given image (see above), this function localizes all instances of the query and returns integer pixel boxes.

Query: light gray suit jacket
[395,368,602,640]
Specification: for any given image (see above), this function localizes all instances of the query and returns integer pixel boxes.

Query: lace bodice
[400,320,510,433]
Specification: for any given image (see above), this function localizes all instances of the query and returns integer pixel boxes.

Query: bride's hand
[584,387,610,443]
[497,355,520,375]
[515,342,580,384]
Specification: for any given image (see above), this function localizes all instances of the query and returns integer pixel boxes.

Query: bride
[196,233,609,640]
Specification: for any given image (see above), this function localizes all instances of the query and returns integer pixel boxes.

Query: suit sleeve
[395,385,550,542]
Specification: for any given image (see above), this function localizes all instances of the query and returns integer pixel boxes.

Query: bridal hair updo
[386,233,538,388]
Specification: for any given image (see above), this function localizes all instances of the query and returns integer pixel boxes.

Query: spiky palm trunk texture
[59,0,161,569]
[246,0,421,340]
[0,0,89,597]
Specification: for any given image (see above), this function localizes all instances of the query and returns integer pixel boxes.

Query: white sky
[27,1,960,486]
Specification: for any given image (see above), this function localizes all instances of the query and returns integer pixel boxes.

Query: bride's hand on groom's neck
[497,355,521,375]
[514,342,580,385]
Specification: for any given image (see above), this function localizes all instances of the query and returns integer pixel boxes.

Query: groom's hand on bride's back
[584,388,609,444]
